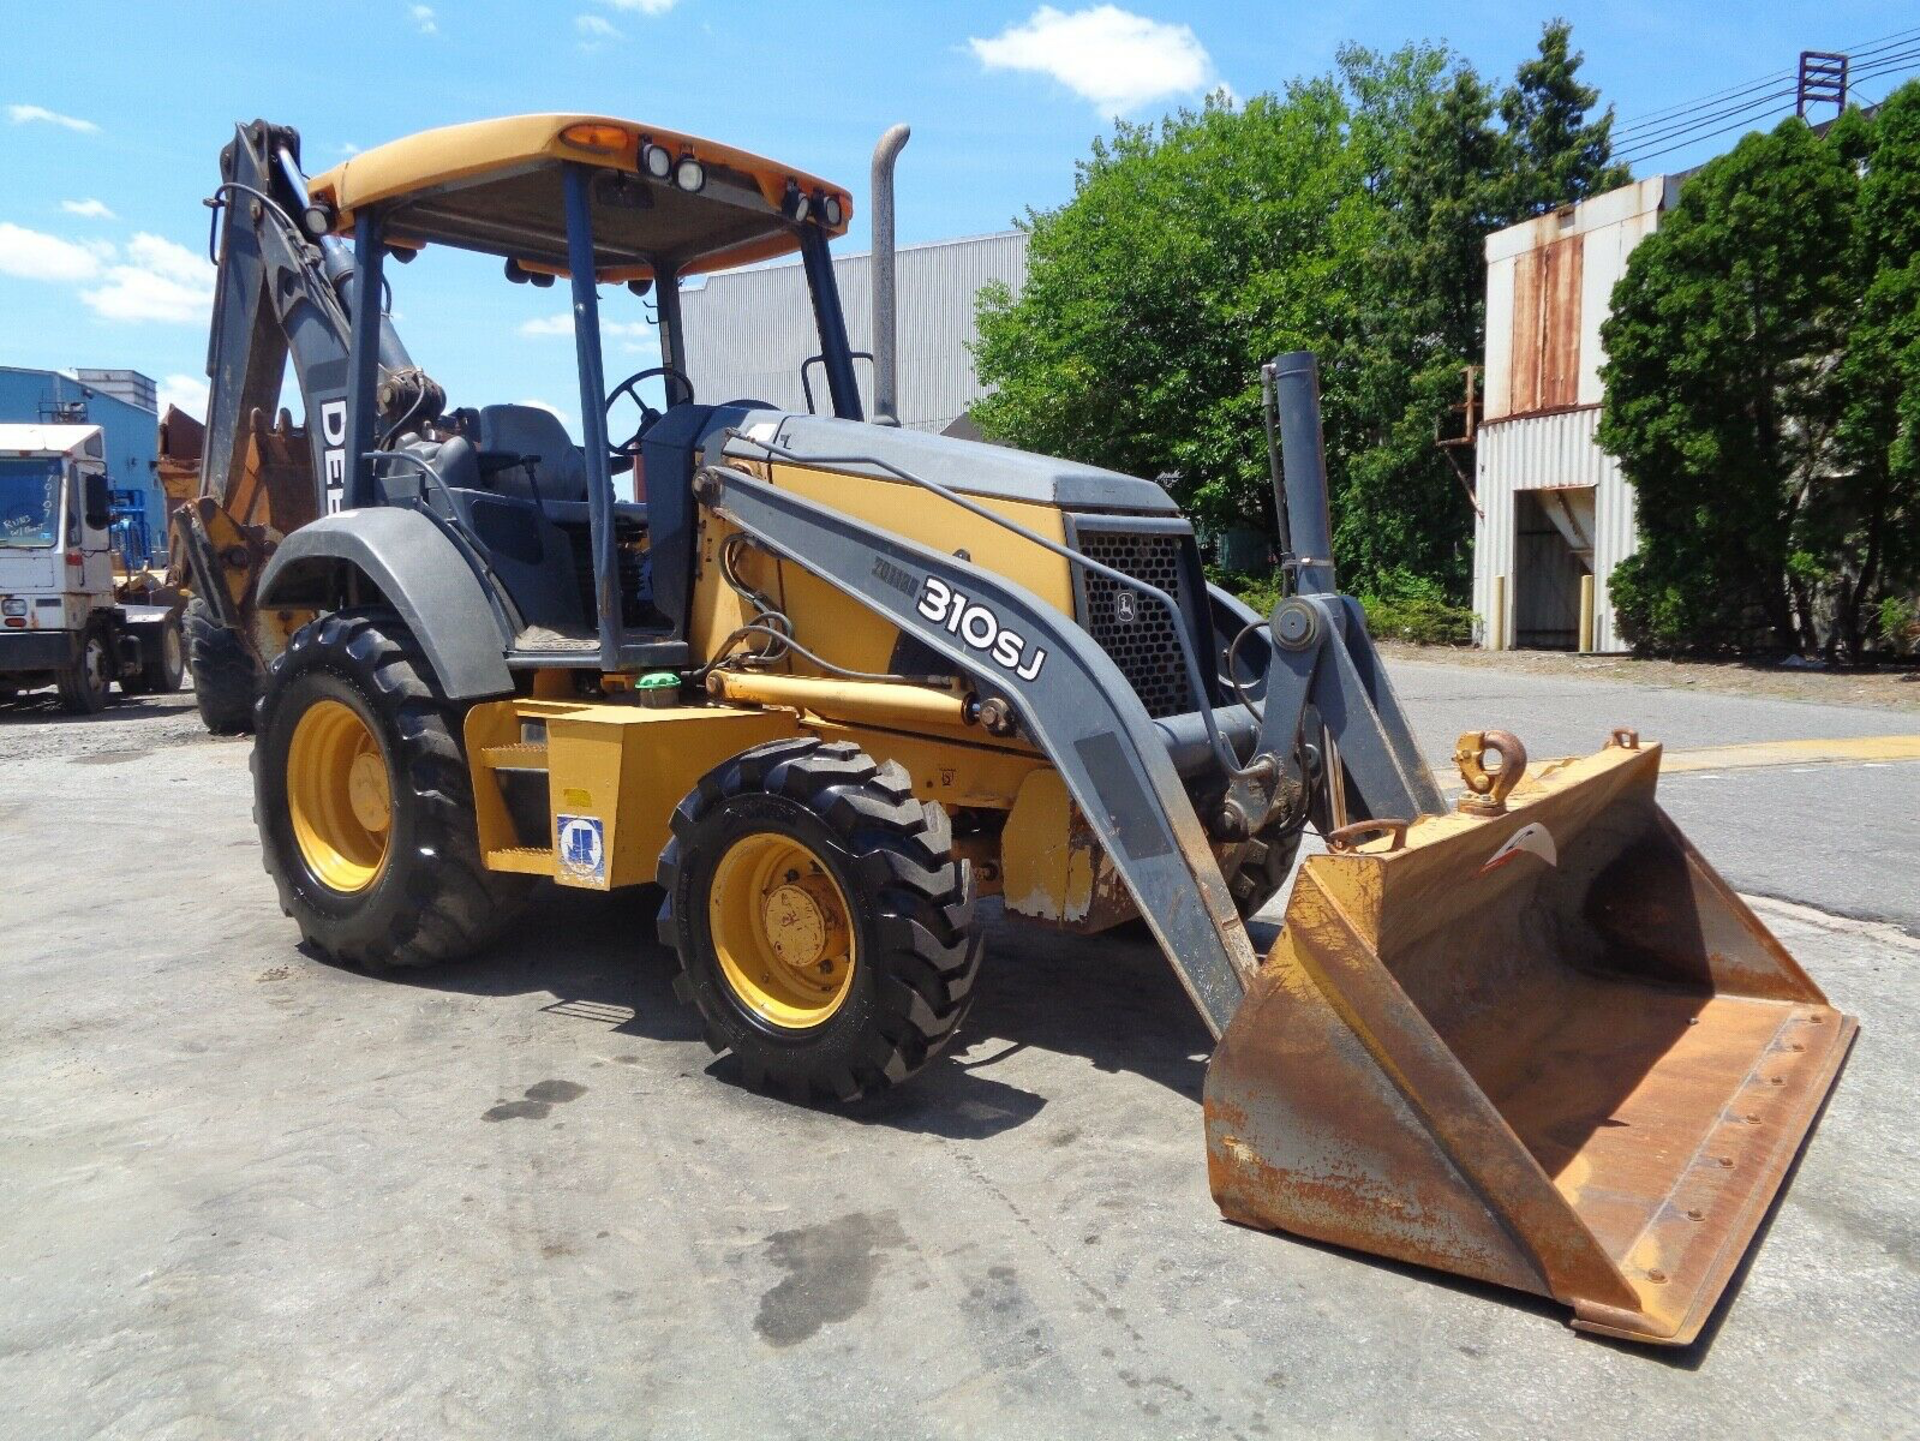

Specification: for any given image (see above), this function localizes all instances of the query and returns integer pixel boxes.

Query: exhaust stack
[870,124,910,427]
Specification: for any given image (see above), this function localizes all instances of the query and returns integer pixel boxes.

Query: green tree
[1335,43,1503,590]
[972,86,1378,540]
[973,24,1629,601]
[1497,18,1630,218]
[1833,84,1920,657]
[1598,119,1860,655]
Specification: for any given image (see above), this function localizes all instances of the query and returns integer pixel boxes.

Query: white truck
[0,423,184,712]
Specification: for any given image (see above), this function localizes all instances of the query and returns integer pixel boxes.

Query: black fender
[257,508,515,700]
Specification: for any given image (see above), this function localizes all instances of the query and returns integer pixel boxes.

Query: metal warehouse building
[679,231,1028,434]
[1473,176,1682,652]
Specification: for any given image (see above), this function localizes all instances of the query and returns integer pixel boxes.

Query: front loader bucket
[1203,738,1855,1346]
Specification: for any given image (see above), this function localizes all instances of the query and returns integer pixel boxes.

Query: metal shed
[1473,176,1682,652]
[679,230,1028,433]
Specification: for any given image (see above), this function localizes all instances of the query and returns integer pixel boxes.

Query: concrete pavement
[0,661,1915,1439]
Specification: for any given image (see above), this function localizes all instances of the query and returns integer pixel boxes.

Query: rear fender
[257,508,515,699]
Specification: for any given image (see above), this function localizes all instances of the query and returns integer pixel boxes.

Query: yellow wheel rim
[286,697,392,894]
[708,831,857,1029]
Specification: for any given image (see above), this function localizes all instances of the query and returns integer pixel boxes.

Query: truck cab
[0,423,184,711]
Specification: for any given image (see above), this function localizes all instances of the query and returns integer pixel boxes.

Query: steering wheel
[605,365,695,456]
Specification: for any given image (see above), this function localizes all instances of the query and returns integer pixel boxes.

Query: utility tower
[1796,50,1849,118]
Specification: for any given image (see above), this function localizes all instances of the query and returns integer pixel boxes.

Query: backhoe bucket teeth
[1203,739,1855,1346]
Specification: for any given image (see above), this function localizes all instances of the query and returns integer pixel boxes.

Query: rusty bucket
[1203,734,1856,1346]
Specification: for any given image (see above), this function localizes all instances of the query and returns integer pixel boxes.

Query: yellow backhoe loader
[195,114,1854,1346]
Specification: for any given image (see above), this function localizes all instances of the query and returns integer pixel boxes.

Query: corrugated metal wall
[679,231,1028,433]
[1473,407,1639,652]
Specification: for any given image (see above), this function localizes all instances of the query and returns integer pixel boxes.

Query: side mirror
[83,473,112,530]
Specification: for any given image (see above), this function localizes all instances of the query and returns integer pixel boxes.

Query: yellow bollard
[1489,574,1506,651]
[1579,573,1595,653]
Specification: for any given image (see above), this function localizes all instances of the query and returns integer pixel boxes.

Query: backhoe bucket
[1204,737,1855,1346]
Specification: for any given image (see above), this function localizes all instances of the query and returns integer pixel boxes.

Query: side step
[473,730,556,876]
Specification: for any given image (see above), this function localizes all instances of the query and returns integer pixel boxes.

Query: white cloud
[61,198,116,220]
[517,399,573,430]
[597,0,676,14]
[7,103,99,133]
[158,373,210,420]
[968,5,1213,115]
[576,13,621,39]
[80,233,214,324]
[0,222,107,282]
[337,142,362,156]
[409,4,437,34]
[519,312,653,340]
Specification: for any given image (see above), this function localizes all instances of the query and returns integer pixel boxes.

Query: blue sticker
[556,814,607,885]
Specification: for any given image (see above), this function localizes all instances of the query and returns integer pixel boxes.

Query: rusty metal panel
[1509,247,1543,416]
[1507,235,1583,415]
[1541,235,1583,409]
[1203,738,1857,1345]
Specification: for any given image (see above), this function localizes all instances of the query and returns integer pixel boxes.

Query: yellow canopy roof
[306,113,852,280]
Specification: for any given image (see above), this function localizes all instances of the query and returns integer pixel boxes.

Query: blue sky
[2,1,1916,437]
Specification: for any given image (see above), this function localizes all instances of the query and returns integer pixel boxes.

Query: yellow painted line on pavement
[1658,734,1920,775]
[1436,734,1920,792]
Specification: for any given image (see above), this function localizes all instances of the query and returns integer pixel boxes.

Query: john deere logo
[1114,591,1138,625]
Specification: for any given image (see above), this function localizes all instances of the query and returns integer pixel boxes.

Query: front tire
[185,595,259,735]
[57,626,113,714]
[659,739,982,1102]
[253,608,526,969]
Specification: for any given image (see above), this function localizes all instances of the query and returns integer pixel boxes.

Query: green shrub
[1879,594,1919,656]
[1358,571,1476,646]
[1213,566,1474,646]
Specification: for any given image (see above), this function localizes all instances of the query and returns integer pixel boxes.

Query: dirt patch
[1379,642,1920,713]
[0,688,227,767]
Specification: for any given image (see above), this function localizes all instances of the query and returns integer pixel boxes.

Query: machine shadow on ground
[303,886,1218,1143]
[0,692,200,724]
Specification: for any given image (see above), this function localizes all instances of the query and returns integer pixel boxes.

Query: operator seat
[474,404,589,502]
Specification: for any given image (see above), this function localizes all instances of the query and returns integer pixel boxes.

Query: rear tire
[141,617,186,693]
[185,595,259,735]
[56,627,113,714]
[253,607,527,969]
[659,738,981,1102]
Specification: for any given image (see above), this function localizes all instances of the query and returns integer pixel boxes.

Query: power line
[1615,86,1799,152]
[1851,48,1920,85]
[1620,70,1797,136]
[1611,70,1793,136]
[1610,24,1920,145]
[1616,98,1798,166]
[1611,41,1920,169]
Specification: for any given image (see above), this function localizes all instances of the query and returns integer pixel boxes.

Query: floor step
[485,846,555,877]
[481,742,549,772]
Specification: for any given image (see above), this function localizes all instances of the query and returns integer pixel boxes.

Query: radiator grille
[1073,527,1194,719]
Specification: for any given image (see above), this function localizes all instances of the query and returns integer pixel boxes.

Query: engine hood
[725,412,1182,517]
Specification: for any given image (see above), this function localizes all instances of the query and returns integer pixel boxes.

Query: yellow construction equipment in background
[191,113,1853,1346]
